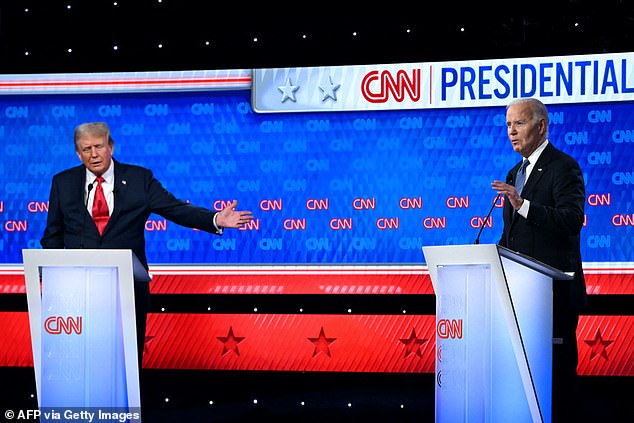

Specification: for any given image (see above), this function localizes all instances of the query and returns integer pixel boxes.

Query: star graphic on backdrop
[217,326,245,356]
[399,328,427,358]
[584,328,614,361]
[143,335,156,355]
[318,76,341,102]
[308,327,337,358]
[278,77,300,103]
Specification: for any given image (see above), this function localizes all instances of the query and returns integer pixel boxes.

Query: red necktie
[92,176,109,235]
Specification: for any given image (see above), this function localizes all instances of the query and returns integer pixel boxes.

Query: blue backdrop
[1,91,631,264]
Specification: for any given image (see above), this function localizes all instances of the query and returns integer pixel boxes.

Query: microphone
[474,193,501,245]
[80,182,94,249]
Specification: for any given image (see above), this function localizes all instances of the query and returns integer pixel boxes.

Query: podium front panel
[23,249,142,419]
[435,264,492,422]
[40,266,127,408]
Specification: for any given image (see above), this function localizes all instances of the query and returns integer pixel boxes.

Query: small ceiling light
[460,26,465,32]
[302,34,307,39]
[113,45,118,51]
[24,8,29,12]
[406,28,411,34]
[158,43,163,48]
[253,37,258,42]
[352,31,358,37]
[67,48,72,53]
[66,4,71,10]
[205,41,210,46]
[24,51,30,56]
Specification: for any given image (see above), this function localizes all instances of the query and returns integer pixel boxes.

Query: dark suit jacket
[498,142,588,319]
[40,158,222,363]
[40,158,221,269]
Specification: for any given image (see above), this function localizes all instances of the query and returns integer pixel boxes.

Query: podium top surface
[496,245,573,280]
[422,244,573,281]
[22,249,151,283]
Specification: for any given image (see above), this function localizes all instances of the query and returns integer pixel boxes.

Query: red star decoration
[308,327,337,358]
[143,335,155,355]
[399,328,427,358]
[584,328,614,361]
[217,326,246,356]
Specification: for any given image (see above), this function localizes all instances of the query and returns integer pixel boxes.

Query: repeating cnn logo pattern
[1,92,633,265]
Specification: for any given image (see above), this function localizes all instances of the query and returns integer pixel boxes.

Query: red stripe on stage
[577,315,634,376]
[149,272,435,294]
[0,77,251,89]
[1,268,633,295]
[143,313,436,373]
[0,312,33,366]
[583,272,634,295]
[1,311,633,375]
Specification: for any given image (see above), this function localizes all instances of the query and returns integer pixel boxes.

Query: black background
[1,1,633,422]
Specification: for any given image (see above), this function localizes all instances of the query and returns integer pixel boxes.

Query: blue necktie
[515,159,530,195]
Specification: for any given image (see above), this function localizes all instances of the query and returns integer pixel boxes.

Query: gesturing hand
[491,180,524,211]
[215,199,254,228]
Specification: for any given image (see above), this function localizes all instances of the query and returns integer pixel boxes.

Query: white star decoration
[318,76,341,102]
[278,77,299,103]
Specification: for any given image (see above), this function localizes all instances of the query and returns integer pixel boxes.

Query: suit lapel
[109,160,128,223]
[521,143,555,196]
[74,166,94,221]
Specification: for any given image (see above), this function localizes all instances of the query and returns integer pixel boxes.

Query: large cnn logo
[361,69,421,103]
[44,316,83,335]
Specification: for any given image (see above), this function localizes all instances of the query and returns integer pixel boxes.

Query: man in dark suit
[40,121,254,367]
[491,98,587,422]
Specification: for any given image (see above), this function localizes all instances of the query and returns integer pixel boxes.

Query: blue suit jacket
[40,158,221,270]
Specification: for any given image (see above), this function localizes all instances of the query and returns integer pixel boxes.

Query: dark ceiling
[1,0,633,74]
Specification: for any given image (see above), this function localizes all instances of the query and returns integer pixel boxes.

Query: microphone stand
[474,193,501,244]
[80,182,94,249]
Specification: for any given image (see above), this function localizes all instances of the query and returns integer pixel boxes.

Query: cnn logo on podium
[44,316,83,335]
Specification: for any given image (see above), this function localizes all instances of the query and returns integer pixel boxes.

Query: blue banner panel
[0,92,632,264]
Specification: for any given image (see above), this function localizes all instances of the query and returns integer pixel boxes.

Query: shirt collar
[85,160,115,185]
[526,140,548,165]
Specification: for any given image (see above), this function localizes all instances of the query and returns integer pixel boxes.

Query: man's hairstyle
[74,122,114,151]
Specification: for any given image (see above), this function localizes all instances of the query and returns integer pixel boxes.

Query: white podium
[422,244,572,423]
[22,249,147,422]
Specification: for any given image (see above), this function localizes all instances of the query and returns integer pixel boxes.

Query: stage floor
[2,368,632,423]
